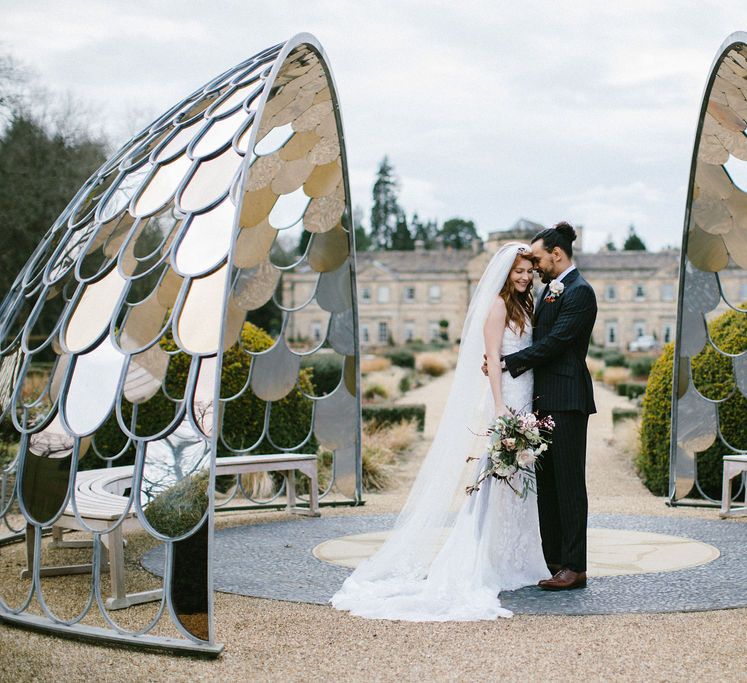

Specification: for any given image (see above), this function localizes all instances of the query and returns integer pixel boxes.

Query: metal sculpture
[671,32,747,505]
[0,33,360,653]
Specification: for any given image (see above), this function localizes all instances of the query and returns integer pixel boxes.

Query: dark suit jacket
[503,268,597,414]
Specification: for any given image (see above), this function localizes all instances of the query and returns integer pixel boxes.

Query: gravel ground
[1,375,745,682]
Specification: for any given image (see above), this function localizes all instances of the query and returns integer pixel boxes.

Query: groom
[483,222,597,590]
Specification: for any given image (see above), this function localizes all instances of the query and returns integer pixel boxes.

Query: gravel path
[1,376,745,682]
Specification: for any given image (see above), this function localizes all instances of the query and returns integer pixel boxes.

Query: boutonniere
[545,279,565,302]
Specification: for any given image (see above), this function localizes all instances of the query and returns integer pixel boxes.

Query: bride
[331,243,550,621]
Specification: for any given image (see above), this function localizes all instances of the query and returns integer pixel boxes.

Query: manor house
[283,219,747,351]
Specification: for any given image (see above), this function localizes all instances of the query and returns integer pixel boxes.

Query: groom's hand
[481,353,488,376]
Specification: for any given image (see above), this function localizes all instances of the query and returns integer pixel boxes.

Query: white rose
[549,279,565,296]
[517,448,537,467]
[538,443,548,453]
[502,437,516,450]
[524,414,537,428]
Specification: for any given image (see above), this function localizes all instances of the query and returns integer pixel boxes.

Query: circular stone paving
[141,514,747,615]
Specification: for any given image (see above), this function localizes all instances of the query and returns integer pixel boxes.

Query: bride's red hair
[500,252,534,335]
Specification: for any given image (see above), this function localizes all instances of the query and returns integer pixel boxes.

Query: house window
[361,287,371,303]
[378,321,389,343]
[377,286,390,304]
[310,321,322,342]
[660,283,675,302]
[428,321,440,340]
[404,320,415,341]
[663,322,674,344]
[605,321,618,346]
[633,320,646,338]
[404,286,416,302]
[361,324,370,343]
[634,284,646,302]
[428,285,441,302]
[605,285,617,302]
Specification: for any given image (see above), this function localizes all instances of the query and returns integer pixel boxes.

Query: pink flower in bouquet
[501,437,517,450]
[517,448,536,467]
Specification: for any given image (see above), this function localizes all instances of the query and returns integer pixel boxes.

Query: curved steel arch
[0,33,361,654]
[670,32,747,505]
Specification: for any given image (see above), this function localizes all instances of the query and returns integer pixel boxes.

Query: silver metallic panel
[250,337,301,401]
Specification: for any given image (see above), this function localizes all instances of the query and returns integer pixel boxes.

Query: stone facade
[282,220,747,351]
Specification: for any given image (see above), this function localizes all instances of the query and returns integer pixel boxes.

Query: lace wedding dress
[331,322,550,621]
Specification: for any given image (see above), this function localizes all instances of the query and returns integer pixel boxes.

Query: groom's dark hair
[532,221,577,258]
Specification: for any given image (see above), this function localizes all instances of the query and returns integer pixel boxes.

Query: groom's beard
[538,270,553,284]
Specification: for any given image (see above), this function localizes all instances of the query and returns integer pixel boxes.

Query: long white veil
[333,243,527,599]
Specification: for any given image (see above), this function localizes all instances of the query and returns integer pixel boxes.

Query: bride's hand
[494,403,510,417]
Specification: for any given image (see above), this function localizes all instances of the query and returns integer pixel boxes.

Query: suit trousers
[535,409,589,573]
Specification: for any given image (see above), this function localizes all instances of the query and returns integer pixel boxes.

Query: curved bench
[720,454,747,518]
[25,454,319,609]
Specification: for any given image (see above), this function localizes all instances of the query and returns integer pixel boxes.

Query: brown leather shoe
[538,568,587,591]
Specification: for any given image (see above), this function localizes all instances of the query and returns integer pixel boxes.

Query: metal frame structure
[670,32,747,506]
[0,33,361,654]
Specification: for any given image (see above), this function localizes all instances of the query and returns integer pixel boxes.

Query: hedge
[89,323,315,468]
[629,357,654,378]
[362,404,426,431]
[612,407,640,425]
[603,350,627,367]
[637,306,747,498]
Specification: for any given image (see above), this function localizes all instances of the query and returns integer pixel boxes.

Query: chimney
[414,239,425,252]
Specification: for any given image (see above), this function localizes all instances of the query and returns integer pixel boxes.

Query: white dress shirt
[556,263,577,283]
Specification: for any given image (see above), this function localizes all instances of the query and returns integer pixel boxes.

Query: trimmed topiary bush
[386,349,415,369]
[638,306,747,498]
[617,382,647,400]
[362,404,426,431]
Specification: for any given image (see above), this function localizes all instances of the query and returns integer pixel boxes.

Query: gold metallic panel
[64,267,127,353]
[270,158,315,195]
[303,160,342,198]
[687,223,729,272]
[303,195,345,234]
[191,108,248,159]
[344,355,356,396]
[244,153,284,191]
[278,131,319,161]
[232,260,280,311]
[239,186,278,229]
[118,294,169,353]
[233,220,277,269]
[306,224,349,273]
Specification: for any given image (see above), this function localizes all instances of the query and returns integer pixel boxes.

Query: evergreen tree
[390,208,414,250]
[0,113,106,298]
[623,224,647,251]
[352,204,371,251]
[369,156,402,250]
[439,217,479,250]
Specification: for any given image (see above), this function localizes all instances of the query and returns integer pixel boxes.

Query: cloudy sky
[0,1,745,251]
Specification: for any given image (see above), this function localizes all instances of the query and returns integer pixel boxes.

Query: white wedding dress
[331,322,550,621]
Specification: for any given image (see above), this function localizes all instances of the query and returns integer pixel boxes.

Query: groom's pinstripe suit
[503,268,597,573]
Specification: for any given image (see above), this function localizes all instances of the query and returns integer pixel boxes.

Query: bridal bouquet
[466,409,555,499]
